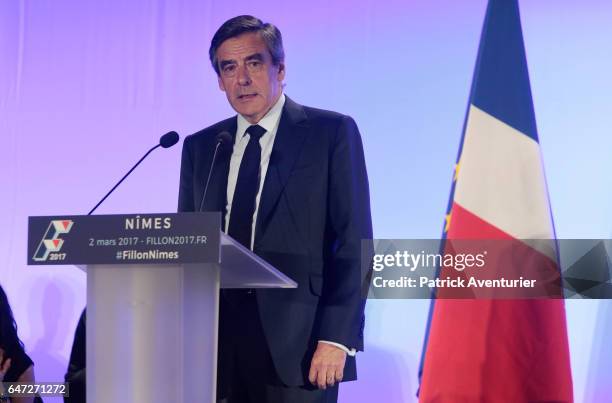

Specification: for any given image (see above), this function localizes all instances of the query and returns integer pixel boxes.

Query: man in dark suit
[178,15,372,403]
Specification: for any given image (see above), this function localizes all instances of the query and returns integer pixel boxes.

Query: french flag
[418,1,573,401]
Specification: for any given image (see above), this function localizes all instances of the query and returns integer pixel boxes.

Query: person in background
[0,284,35,403]
[64,310,85,403]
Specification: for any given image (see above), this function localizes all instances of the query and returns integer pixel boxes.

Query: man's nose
[237,65,251,86]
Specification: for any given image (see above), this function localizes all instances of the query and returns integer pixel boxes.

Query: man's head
[210,15,286,124]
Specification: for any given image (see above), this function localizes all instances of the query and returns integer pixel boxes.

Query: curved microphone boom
[199,131,233,211]
[88,131,180,215]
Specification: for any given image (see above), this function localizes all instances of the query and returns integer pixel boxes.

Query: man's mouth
[237,93,257,100]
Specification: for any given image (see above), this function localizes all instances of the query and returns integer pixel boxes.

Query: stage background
[1,1,610,401]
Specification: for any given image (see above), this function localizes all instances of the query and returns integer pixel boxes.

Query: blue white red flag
[418,1,573,401]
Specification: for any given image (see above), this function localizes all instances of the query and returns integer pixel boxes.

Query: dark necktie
[228,124,267,249]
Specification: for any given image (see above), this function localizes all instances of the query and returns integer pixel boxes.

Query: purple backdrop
[1,1,611,401]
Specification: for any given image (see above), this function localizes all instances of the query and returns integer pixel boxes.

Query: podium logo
[33,220,74,261]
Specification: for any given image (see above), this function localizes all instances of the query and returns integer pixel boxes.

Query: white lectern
[86,232,296,403]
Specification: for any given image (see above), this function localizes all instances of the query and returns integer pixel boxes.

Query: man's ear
[218,75,226,92]
[277,62,286,82]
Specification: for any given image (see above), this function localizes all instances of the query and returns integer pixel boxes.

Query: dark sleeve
[178,135,195,212]
[3,346,33,382]
[317,115,373,351]
[64,310,86,403]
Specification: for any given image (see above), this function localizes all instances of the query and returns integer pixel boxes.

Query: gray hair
[209,15,285,76]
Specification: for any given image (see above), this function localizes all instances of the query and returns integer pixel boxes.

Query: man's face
[216,32,285,124]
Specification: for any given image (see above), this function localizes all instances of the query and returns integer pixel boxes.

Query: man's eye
[223,65,236,73]
[247,61,262,68]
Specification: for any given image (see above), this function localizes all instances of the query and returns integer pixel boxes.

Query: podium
[27,213,296,403]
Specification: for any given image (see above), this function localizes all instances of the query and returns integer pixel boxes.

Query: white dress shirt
[224,94,285,249]
[223,93,355,357]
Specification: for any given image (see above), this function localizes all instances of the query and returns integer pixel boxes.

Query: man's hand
[308,342,347,390]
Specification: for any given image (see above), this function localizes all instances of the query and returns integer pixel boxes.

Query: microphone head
[216,131,233,148]
[160,131,180,148]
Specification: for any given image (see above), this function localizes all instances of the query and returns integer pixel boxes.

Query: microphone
[198,131,233,211]
[160,131,179,148]
[88,131,180,215]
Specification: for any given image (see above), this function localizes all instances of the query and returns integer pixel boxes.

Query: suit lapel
[255,96,309,245]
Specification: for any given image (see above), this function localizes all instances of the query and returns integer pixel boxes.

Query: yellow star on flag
[453,161,461,182]
[444,213,452,233]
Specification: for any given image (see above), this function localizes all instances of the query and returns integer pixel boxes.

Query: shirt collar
[236,93,286,139]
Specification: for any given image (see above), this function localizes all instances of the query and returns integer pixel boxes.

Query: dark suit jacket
[178,96,372,386]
